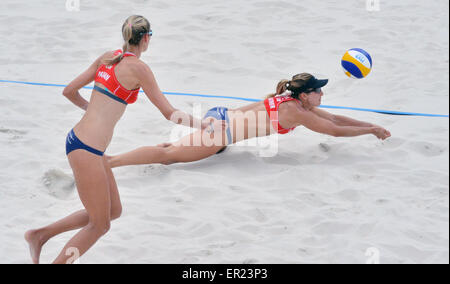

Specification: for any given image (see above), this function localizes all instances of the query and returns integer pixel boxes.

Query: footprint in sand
[141,164,170,176]
[408,141,445,157]
[319,143,331,152]
[0,127,27,135]
[42,169,75,199]
[0,127,27,140]
[383,137,406,149]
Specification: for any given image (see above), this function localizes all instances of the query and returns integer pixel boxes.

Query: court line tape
[1,79,448,118]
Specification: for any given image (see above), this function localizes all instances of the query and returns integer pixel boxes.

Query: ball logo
[355,55,365,63]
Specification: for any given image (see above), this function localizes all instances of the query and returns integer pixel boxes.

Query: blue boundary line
[1,79,448,118]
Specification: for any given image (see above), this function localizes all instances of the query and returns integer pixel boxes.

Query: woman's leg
[51,150,111,264]
[24,155,122,264]
[25,210,89,264]
[108,129,226,168]
[102,155,122,220]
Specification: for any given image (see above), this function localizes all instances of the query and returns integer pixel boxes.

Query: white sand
[0,0,448,264]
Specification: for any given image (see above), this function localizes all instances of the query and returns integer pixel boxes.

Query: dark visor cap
[305,76,328,90]
[294,76,329,94]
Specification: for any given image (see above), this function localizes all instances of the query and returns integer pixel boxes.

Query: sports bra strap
[123,52,137,58]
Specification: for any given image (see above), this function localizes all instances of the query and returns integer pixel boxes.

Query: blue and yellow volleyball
[341,48,373,79]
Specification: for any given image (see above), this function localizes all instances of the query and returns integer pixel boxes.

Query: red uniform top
[95,50,140,104]
[264,94,297,134]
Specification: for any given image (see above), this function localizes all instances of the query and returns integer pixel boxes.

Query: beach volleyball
[341,48,372,79]
[1,0,449,267]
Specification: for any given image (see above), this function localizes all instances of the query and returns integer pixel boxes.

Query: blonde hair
[103,15,151,66]
[266,73,314,99]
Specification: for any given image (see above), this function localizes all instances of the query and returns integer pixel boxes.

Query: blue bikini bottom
[203,107,232,146]
[66,129,104,156]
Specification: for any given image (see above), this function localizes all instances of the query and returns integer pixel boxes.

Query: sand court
[0,0,448,264]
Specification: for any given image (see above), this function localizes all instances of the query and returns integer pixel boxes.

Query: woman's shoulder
[94,50,120,65]
[282,99,307,115]
[129,59,151,74]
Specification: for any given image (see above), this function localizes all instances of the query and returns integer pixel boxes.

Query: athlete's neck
[299,98,313,111]
[126,47,142,59]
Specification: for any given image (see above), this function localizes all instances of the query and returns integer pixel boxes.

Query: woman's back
[228,96,301,143]
[75,51,142,151]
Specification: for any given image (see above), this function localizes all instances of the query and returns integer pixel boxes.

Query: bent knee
[87,220,111,236]
[110,205,122,220]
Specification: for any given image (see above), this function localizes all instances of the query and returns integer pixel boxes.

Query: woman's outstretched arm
[135,62,216,130]
[312,107,374,127]
[299,110,391,140]
[310,107,391,139]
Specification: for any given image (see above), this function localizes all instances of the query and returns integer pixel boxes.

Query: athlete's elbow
[62,87,73,98]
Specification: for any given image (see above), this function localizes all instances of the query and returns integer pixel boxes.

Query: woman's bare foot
[24,229,47,264]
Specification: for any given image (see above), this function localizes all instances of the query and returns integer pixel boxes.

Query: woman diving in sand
[24,15,221,264]
[108,73,391,168]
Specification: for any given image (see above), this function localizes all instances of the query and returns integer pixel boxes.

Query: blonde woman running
[24,15,216,264]
[108,73,391,168]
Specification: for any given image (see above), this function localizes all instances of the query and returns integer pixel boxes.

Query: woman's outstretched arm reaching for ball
[312,107,372,127]
[309,107,391,140]
[107,72,391,169]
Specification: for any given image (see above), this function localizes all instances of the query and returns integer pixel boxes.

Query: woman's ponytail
[266,79,290,99]
[102,15,151,66]
[265,73,313,99]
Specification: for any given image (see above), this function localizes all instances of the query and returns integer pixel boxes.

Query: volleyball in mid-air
[341,48,372,79]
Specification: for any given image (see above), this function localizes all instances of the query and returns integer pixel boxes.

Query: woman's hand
[371,126,391,140]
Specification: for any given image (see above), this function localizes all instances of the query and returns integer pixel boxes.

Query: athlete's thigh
[169,129,225,162]
[68,150,111,222]
[101,155,121,213]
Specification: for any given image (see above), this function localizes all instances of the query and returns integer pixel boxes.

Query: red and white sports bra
[264,94,297,134]
[94,49,140,104]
